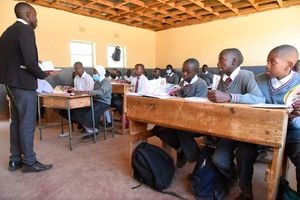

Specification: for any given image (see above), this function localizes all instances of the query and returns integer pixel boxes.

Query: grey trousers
[8,86,37,165]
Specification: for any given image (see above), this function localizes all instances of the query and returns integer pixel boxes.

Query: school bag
[277,176,300,200]
[191,146,227,200]
[131,142,186,199]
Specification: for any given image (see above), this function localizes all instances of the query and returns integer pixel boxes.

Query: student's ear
[286,61,294,70]
[231,57,237,67]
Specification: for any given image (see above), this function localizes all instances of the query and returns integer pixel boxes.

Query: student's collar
[183,75,198,85]
[204,71,208,74]
[222,67,240,82]
[168,72,174,76]
[271,71,294,89]
[16,18,28,25]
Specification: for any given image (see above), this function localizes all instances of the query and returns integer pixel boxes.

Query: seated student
[207,48,265,198]
[131,63,148,94]
[199,64,213,86]
[109,69,121,81]
[236,45,300,200]
[152,67,162,79]
[60,65,112,134]
[123,69,133,84]
[152,58,208,168]
[73,62,94,91]
[293,59,300,72]
[165,64,179,84]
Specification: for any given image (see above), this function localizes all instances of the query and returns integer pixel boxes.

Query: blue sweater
[256,72,300,142]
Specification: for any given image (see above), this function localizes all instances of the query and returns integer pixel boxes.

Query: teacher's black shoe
[8,161,22,172]
[21,161,53,173]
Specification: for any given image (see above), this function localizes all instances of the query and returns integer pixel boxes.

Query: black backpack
[131,142,187,199]
[191,146,227,200]
[132,142,174,191]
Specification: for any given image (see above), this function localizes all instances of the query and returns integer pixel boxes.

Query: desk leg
[91,97,96,143]
[267,147,284,200]
[67,102,73,151]
[37,96,42,140]
[121,94,127,134]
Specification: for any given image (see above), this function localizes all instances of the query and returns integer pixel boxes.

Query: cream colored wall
[156,6,300,68]
[0,0,156,68]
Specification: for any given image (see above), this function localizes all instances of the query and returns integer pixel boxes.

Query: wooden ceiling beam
[217,0,240,14]
[277,0,284,7]
[187,0,221,17]
[247,0,260,10]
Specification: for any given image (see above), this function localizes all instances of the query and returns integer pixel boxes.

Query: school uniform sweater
[256,72,300,142]
[89,78,112,105]
[218,69,265,104]
[178,76,208,97]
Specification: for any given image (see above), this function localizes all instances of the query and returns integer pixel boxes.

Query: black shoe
[176,150,187,168]
[21,161,53,173]
[8,161,22,172]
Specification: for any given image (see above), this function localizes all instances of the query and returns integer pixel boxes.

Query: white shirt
[36,79,53,94]
[16,18,28,25]
[271,71,294,89]
[123,75,132,83]
[74,71,94,91]
[222,67,241,82]
[182,75,198,86]
[131,74,148,94]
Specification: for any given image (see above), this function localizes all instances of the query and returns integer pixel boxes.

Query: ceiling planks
[20,0,300,31]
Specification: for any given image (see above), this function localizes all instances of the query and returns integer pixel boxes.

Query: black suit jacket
[0,21,47,90]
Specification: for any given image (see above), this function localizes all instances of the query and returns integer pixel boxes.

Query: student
[207,48,265,198]
[152,58,208,168]
[131,63,148,94]
[165,64,179,84]
[199,64,213,86]
[123,69,133,83]
[152,67,162,79]
[61,65,112,134]
[236,45,300,199]
[109,69,120,81]
[73,62,94,91]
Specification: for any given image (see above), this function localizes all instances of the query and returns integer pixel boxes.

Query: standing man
[0,2,53,173]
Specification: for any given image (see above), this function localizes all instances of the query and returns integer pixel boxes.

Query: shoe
[235,193,253,200]
[176,150,187,168]
[21,161,53,173]
[83,127,99,134]
[8,161,22,172]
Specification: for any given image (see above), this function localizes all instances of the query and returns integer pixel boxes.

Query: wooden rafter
[19,0,300,31]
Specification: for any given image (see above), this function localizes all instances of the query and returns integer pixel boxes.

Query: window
[70,40,95,67]
[107,45,126,68]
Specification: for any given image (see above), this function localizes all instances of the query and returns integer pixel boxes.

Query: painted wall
[0,0,156,68]
[156,6,300,68]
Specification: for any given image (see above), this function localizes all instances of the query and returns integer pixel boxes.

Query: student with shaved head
[236,45,300,199]
[205,48,265,199]
[152,58,208,168]
[0,2,53,173]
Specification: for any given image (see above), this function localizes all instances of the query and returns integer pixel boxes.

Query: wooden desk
[126,96,289,200]
[112,83,131,134]
[38,93,96,150]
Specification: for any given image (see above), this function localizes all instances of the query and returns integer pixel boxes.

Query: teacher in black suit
[0,2,53,173]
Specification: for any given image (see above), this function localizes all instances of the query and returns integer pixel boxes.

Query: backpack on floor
[191,146,227,200]
[131,142,187,200]
[277,176,300,200]
[132,142,175,191]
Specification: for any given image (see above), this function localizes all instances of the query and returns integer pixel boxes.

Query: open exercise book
[251,84,300,109]
[39,61,61,72]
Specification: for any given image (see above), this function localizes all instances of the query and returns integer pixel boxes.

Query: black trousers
[8,86,37,165]
[60,101,109,129]
[286,141,300,194]
[152,126,200,162]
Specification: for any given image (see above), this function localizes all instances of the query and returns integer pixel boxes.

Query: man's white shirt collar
[17,18,28,25]
[271,71,294,89]
[222,67,240,82]
[183,75,198,86]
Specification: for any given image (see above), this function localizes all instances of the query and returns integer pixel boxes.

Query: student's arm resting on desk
[19,26,47,79]
[229,72,265,104]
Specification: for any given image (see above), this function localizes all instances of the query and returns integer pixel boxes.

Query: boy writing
[153,58,208,168]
